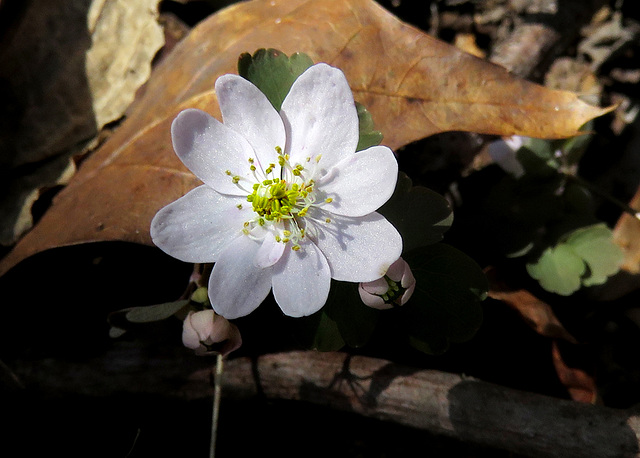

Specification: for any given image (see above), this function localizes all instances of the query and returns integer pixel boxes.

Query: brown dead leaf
[552,341,599,404]
[0,0,613,276]
[486,267,577,343]
[613,186,640,275]
[0,0,164,246]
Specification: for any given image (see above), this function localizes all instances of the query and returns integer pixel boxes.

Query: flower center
[247,178,313,223]
[228,146,334,251]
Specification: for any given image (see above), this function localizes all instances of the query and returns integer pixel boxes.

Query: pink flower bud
[358,257,416,310]
[182,309,242,356]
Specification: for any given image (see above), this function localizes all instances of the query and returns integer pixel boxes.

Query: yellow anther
[236,204,243,209]
[225,170,232,175]
[325,197,333,203]
[292,245,301,251]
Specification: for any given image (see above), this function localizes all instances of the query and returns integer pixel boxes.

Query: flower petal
[272,241,331,317]
[171,108,256,195]
[208,235,273,319]
[182,311,203,349]
[361,277,389,295]
[280,63,359,173]
[255,231,286,268]
[150,185,250,263]
[216,75,285,174]
[316,145,398,216]
[307,209,403,282]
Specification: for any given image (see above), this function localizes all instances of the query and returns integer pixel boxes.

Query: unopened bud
[358,257,416,310]
[182,309,242,356]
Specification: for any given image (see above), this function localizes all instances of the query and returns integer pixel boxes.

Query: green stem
[210,354,224,458]
[566,174,640,221]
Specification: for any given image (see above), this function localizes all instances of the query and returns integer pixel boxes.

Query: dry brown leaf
[551,341,599,404]
[0,0,164,246]
[613,186,640,275]
[486,267,578,343]
[0,0,613,276]
[0,0,164,168]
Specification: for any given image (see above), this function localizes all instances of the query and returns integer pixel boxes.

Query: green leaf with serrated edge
[125,299,190,323]
[238,48,314,112]
[526,244,585,295]
[378,172,453,252]
[325,280,379,348]
[401,244,486,355]
[356,102,383,151]
[565,223,624,287]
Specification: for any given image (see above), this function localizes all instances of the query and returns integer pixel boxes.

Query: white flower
[488,135,525,178]
[358,257,415,309]
[182,310,242,356]
[151,63,402,319]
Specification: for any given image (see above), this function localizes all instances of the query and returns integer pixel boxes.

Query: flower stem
[210,353,224,458]
[566,174,640,221]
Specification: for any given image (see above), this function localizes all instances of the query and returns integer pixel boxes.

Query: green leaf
[296,279,378,351]
[238,48,314,112]
[125,299,190,323]
[296,310,345,352]
[565,223,624,287]
[109,326,128,338]
[378,172,453,252]
[526,223,623,295]
[516,143,559,177]
[526,244,585,295]
[401,244,486,355]
[238,49,383,155]
[355,102,383,151]
[324,280,379,348]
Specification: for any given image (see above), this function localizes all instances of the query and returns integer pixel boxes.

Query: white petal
[316,146,398,216]
[171,108,257,195]
[358,286,391,310]
[385,257,407,282]
[361,277,389,295]
[307,209,403,282]
[280,63,359,173]
[208,235,273,319]
[182,311,202,349]
[150,185,250,263]
[255,231,286,268]
[272,241,331,317]
[216,75,285,173]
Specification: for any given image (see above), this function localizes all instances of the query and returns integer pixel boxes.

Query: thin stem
[210,353,224,458]
[566,174,640,221]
